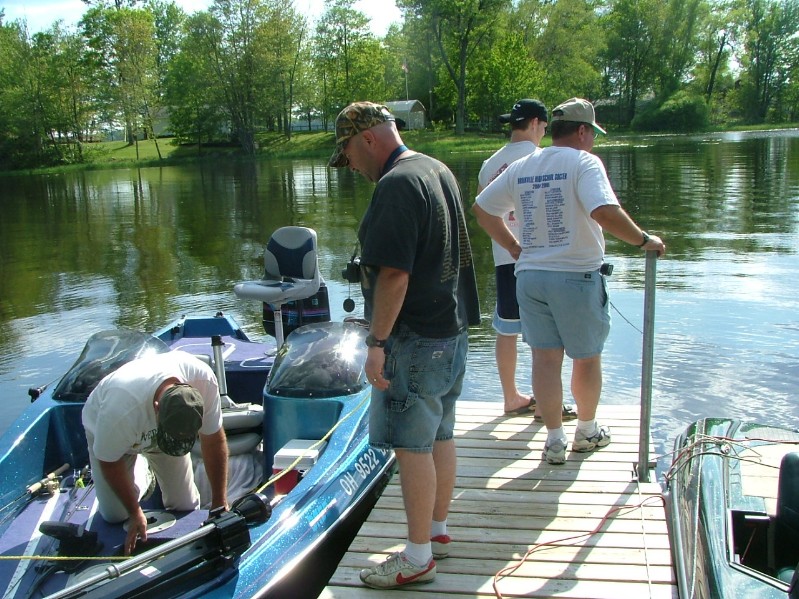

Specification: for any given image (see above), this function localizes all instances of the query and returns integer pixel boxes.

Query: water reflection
[1,130,798,468]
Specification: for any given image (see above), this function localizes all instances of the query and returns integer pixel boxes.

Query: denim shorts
[516,269,610,359]
[493,263,522,336]
[369,327,468,453]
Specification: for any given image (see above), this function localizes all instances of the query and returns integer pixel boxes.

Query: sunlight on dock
[322,401,678,598]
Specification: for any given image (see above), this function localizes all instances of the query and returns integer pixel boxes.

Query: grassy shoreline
[3,123,797,176]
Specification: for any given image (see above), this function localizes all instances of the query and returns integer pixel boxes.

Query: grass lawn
[10,129,514,175]
[5,122,797,176]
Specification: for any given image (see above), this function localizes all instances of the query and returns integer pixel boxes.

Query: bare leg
[497,334,531,411]
[570,355,602,420]
[532,347,565,429]
[432,439,456,522]
[394,438,457,544]
[395,449,436,544]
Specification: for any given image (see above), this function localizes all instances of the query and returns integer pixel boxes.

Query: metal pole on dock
[637,250,657,482]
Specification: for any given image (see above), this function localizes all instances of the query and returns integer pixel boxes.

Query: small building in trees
[385,100,426,130]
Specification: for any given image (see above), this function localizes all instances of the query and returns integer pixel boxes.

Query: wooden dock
[321,401,678,599]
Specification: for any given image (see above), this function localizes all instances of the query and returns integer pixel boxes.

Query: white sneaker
[573,424,611,453]
[431,534,450,559]
[542,438,567,465]
[359,552,436,589]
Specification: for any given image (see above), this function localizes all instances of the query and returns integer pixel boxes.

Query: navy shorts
[493,263,522,336]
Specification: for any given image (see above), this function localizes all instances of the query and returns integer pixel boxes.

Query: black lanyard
[381,144,408,177]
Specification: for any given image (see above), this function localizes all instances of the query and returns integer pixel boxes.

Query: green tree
[397,0,512,134]
[693,1,739,104]
[32,25,96,160]
[530,0,603,108]
[146,0,186,92]
[602,0,660,125]
[738,0,799,122]
[253,3,306,137]
[393,15,443,123]
[291,31,324,132]
[165,12,226,149]
[468,30,546,129]
[0,22,40,167]
[314,0,378,124]
[199,0,266,154]
[80,6,159,149]
[0,21,93,167]
[651,0,705,100]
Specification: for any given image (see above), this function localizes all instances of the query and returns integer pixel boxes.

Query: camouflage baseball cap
[328,102,395,168]
[156,383,204,456]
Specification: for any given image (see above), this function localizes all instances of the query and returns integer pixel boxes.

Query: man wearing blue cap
[82,350,228,555]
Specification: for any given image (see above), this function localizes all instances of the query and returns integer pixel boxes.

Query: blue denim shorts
[516,269,610,359]
[369,327,468,453]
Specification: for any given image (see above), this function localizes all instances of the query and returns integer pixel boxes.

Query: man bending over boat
[329,102,480,589]
[82,351,228,555]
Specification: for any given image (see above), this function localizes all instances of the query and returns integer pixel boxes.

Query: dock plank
[322,402,677,598]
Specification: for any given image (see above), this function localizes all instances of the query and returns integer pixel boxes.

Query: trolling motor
[47,492,273,599]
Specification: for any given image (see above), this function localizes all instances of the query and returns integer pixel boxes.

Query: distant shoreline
[2,124,797,177]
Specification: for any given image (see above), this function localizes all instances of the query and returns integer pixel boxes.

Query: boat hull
[665,418,799,599]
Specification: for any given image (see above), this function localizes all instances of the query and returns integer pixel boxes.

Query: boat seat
[233,227,321,349]
[188,353,263,453]
[191,402,265,507]
[775,451,799,581]
[190,350,265,506]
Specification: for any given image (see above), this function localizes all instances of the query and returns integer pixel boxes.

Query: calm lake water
[1,129,798,483]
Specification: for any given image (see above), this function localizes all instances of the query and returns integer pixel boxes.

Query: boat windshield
[268,321,368,398]
[53,330,169,402]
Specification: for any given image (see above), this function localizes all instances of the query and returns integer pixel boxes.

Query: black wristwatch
[365,334,387,348]
[637,231,650,247]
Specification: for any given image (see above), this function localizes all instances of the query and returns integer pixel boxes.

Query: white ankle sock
[403,541,432,566]
[547,427,566,443]
[431,519,447,538]
[577,419,597,435]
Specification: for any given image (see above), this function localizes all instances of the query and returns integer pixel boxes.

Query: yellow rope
[0,555,128,561]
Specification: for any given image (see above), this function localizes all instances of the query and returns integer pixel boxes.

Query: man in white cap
[82,350,228,555]
[472,97,665,465]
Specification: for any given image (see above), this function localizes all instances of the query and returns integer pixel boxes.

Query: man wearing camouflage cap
[473,97,665,466]
[83,350,228,555]
[329,101,480,589]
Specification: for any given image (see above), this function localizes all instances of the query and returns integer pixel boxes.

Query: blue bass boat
[0,226,396,598]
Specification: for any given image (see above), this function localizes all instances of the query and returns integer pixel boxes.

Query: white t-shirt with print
[82,351,222,463]
[476,145,619,272]
[478,141,539,266]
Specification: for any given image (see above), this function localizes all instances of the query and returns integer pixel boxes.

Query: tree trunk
[706,32,728,102]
